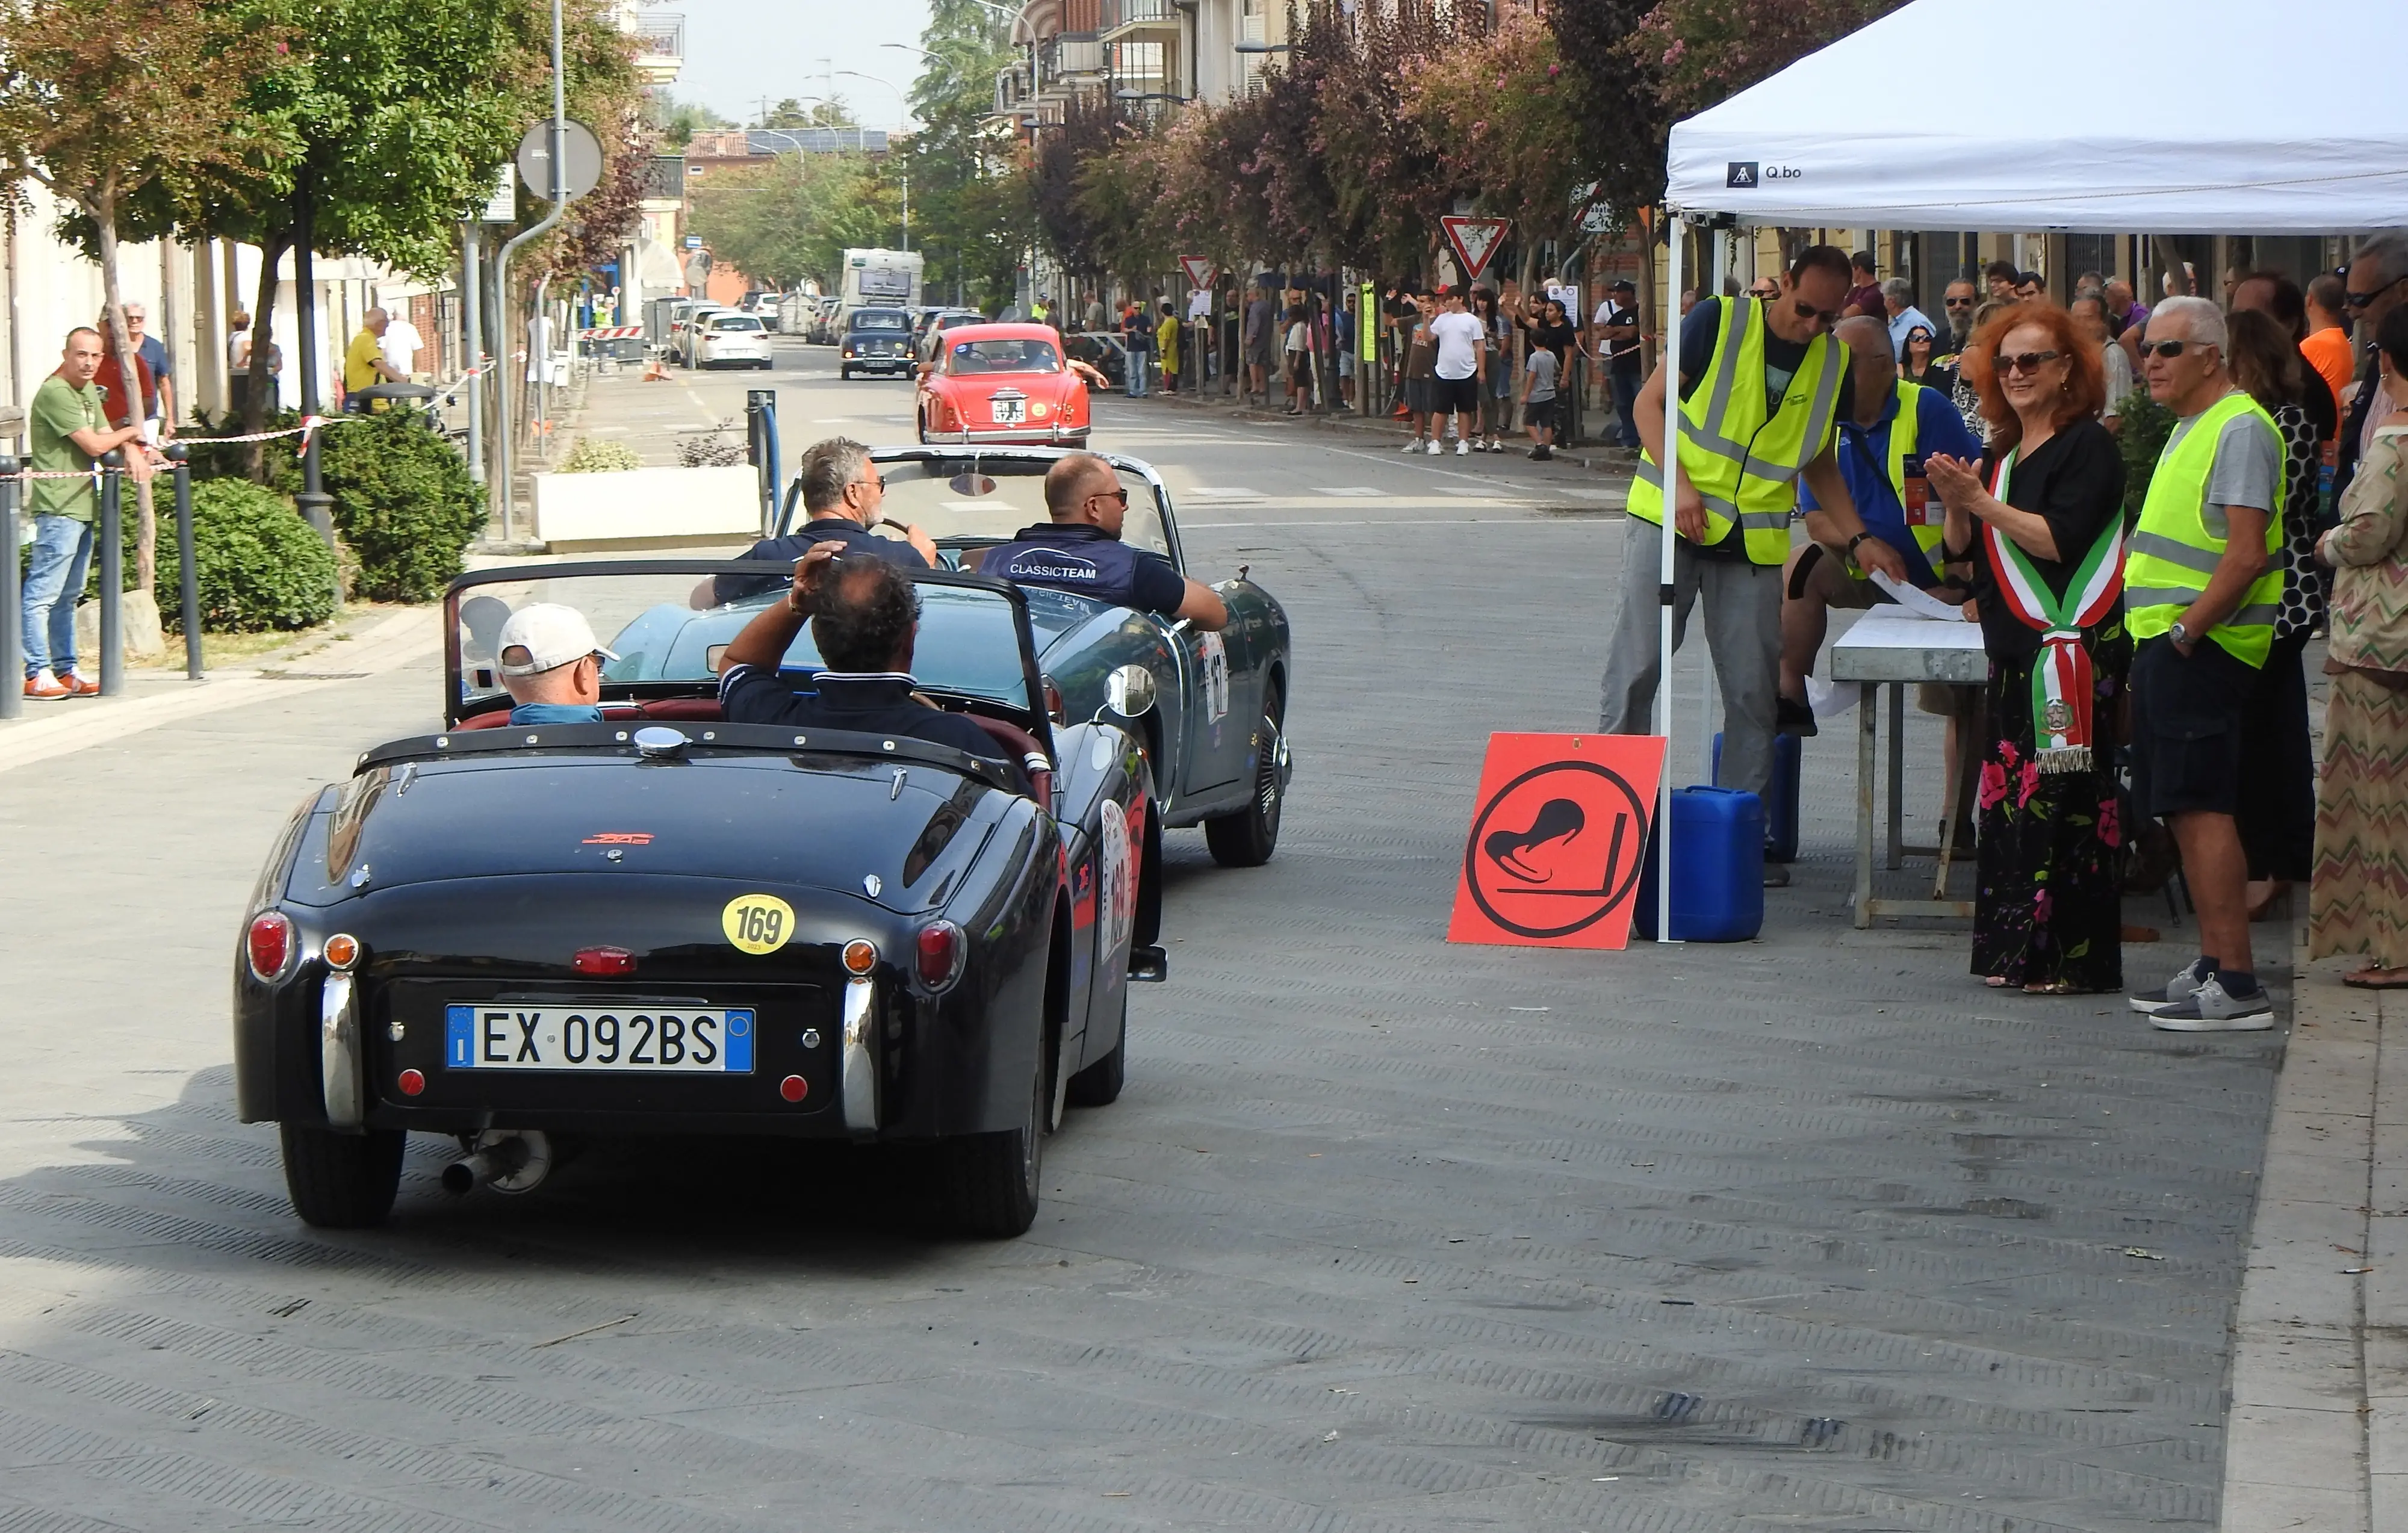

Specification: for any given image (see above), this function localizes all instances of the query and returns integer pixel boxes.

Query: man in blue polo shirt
[973,453,1227,630]
[699,437,939,607]
[1778,315,1984,734]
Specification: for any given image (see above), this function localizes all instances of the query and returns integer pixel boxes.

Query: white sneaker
[1456,439,1469,456]
[1425,439,1442,454]
[1400,439,1423,453]
[2147,974,2276,1031]
[2128,956,2211,1015]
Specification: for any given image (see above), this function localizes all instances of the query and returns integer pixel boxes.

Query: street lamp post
[834,69,910,133]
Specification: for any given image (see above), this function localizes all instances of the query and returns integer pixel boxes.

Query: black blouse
[1971,418,2127,662]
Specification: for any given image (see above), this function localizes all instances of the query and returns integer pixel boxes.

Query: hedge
[150,478,338,633]
[320,409,486,602]
[190,406,485,603]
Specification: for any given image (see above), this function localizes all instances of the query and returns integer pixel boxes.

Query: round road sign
[516,120,604,203]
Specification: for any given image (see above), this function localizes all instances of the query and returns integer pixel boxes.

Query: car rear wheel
[1205,680,1286,867]
[932,1028,1048,1237]
[280,1123,405,1228]
[839,366,852,380]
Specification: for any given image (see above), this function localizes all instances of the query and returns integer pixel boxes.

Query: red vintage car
[917,323,1094,447]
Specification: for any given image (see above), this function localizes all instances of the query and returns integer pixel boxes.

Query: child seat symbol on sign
[1447,733,1666,950]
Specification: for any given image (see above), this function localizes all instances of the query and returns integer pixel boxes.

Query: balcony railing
[641,155,684,202]
[1098,0,1175,33]
[1036,32,1104,90]
[994,61,1035,114]
[630,11,683,60]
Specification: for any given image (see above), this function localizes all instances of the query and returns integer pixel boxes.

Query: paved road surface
[0,335,2279,1532]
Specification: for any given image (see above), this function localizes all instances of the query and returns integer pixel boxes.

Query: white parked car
[669,305,734,365]
[694,312,772,370]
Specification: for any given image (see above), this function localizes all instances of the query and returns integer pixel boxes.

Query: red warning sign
[1447,733,1666,950]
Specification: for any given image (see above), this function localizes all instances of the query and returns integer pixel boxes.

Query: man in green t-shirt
[22,327,150,700]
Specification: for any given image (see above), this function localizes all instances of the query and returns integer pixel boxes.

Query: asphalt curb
[2220,926,2401,1529]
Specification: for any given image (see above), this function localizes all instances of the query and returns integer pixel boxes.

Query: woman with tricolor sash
[1925,304,2130,994]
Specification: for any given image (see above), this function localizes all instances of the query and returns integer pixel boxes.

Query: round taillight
[397,1068,426,1097]
[842,939,878,975]
[779,1074,808,1103]
[246,911,294,982]
[915,921,965,993]
[324,933,359,971]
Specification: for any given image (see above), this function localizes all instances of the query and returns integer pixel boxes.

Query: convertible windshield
[864,457,1171,560]
[453,568,1032,717]
[949,338,1060,375]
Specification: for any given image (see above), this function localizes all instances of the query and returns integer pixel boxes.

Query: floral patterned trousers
[1972,635,2130,992]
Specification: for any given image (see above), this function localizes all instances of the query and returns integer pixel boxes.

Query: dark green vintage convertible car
[734,445,1295,866]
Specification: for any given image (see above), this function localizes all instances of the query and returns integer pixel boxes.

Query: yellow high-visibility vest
[2126,390,2285,667]
[1628,295,1848,566]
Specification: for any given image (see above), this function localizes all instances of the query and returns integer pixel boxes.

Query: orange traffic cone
[642,354,669,382]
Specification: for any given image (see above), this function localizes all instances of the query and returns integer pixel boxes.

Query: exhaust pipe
[441,1130,552,1195]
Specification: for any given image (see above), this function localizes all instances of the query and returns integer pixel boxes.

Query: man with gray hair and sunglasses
[2124,295,2285,1030]
[1879,277,1935,364]
[2334,231,2408,502]
[697,436,940,608]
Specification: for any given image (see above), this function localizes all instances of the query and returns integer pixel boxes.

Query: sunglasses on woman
[1994,348,2062,375]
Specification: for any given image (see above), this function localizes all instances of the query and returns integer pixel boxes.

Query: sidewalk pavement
[0,608,435,776]
[2222,937,2404,1531]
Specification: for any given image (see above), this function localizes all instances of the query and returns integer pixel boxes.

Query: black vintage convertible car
[235,565,1168,1238]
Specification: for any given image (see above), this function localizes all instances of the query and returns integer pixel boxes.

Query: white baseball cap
[495,604,618,678]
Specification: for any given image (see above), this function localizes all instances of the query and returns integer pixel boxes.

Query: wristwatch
[1845,530,1874,562]
[2168,620,2192,651]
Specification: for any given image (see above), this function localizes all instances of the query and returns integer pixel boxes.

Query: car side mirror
[1106,663,1157,719]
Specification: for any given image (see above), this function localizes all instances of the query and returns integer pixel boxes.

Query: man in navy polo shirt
[1778,314,1984,734]
[718,542,1006,764]
[973,453,1228,630]
[699,437,939,607]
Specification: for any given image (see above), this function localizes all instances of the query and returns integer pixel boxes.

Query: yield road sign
[1439,216,1509,282]
[1179,256,1217,291]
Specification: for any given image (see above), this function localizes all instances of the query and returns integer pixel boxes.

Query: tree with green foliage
[901,0,1021,308]
[648,88,731,149]
[1624,0,1907,117]
[0,0,296,600]
[135,0,641,456]
[1401,10,1589,250]
[760,96,857,129]
[687,153,899,293]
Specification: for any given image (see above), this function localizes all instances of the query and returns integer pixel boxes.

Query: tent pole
[1657,214,1684,944]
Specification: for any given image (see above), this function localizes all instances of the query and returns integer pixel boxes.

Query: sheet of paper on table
[1869,571,1971,622]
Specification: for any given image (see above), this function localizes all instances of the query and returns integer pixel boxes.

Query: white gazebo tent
[1642,0,2407,938]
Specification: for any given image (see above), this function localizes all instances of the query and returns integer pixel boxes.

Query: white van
[837,248,924,331]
